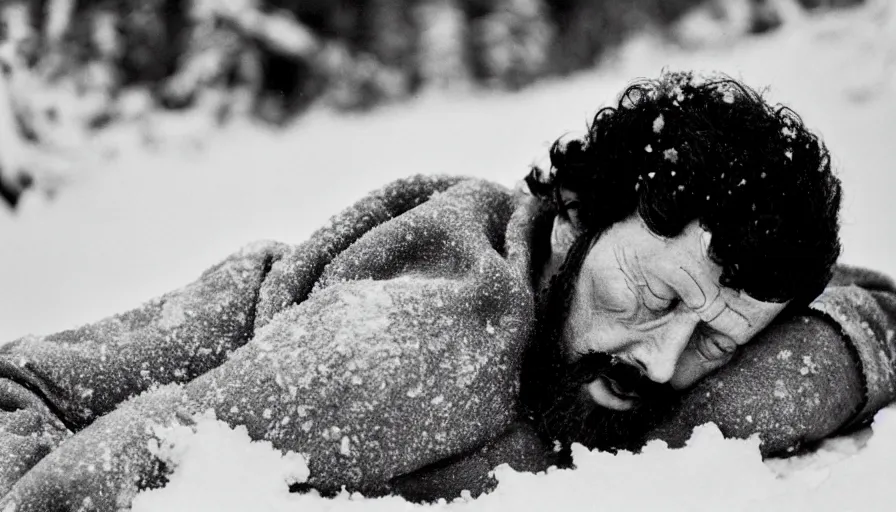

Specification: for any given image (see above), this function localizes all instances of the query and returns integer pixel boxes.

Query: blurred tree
[316,0,418,111]
[356,0,417,81]
[798,0,864,8]
[0,0,872,170]
[471,0,553,89]
[413,0,471,89]
[545,0,699,75]
[113,0,184,85]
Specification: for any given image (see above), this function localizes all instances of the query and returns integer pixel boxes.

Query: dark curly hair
[526,71,842,308]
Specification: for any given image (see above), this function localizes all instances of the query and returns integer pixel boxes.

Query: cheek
[562,288,594,359]
[563,253,637,359]
[563,290,631,359]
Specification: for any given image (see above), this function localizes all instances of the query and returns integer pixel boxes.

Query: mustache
[531,350,681,454]
[563,351,672,402]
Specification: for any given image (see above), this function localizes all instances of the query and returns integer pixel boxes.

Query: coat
[2,175,895,509]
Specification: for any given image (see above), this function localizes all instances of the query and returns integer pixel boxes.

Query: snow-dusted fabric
[1,175,895,510]
[396,267,896,498]
[811,267,896,429]
[0,240,289,500]
[0,175,550,510]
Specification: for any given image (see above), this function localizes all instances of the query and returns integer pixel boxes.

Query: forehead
[593,215,787,340]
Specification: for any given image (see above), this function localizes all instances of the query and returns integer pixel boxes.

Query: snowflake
[653,115,665,134]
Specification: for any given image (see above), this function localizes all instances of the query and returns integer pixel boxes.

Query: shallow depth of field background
[1,0,896,510]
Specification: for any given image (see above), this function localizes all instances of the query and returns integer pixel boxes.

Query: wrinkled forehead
[642,216,788,340]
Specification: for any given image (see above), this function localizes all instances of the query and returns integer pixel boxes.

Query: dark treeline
[0,0,866,207]
[2,0,866,119]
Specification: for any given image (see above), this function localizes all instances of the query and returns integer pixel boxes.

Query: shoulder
[377,175,513,210]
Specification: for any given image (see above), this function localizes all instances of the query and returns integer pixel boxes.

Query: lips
[583,375,639,411]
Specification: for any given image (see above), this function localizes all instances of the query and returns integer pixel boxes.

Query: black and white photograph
[1,0,895,510]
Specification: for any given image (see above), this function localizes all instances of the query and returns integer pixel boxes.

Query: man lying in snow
[2,71,896,510]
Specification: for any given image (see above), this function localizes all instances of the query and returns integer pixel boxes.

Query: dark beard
[519,229,681,456]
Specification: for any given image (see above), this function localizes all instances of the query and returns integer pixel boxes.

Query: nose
[631,313,699,384]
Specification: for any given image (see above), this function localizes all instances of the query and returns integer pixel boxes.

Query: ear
[700,229,712,260]
[550,214,581,259]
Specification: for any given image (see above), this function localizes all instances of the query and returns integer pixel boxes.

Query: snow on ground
[2,1,896,510]
[128,410,896,512]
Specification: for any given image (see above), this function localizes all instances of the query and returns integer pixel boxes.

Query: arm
[0,175,465,425]
[253,174,466,330]
[809,264,896,430]
[0,179,535,510]
[0,379,72,497]
[1,275,526,511]
[0,242,286,428]
[0,241,285,497]
[0,174,465,497]
[648,264,896,456]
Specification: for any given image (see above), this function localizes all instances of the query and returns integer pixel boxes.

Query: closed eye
[619,294,679,327]
[644,294,679,314]
[694,328,737,361]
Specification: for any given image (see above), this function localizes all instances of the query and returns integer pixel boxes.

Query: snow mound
[765,407,896,512]
[129,406,896,512]
[131,412,310,512]
[484,424,776,512]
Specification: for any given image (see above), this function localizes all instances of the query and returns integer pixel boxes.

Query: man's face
[556,211,788,412]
